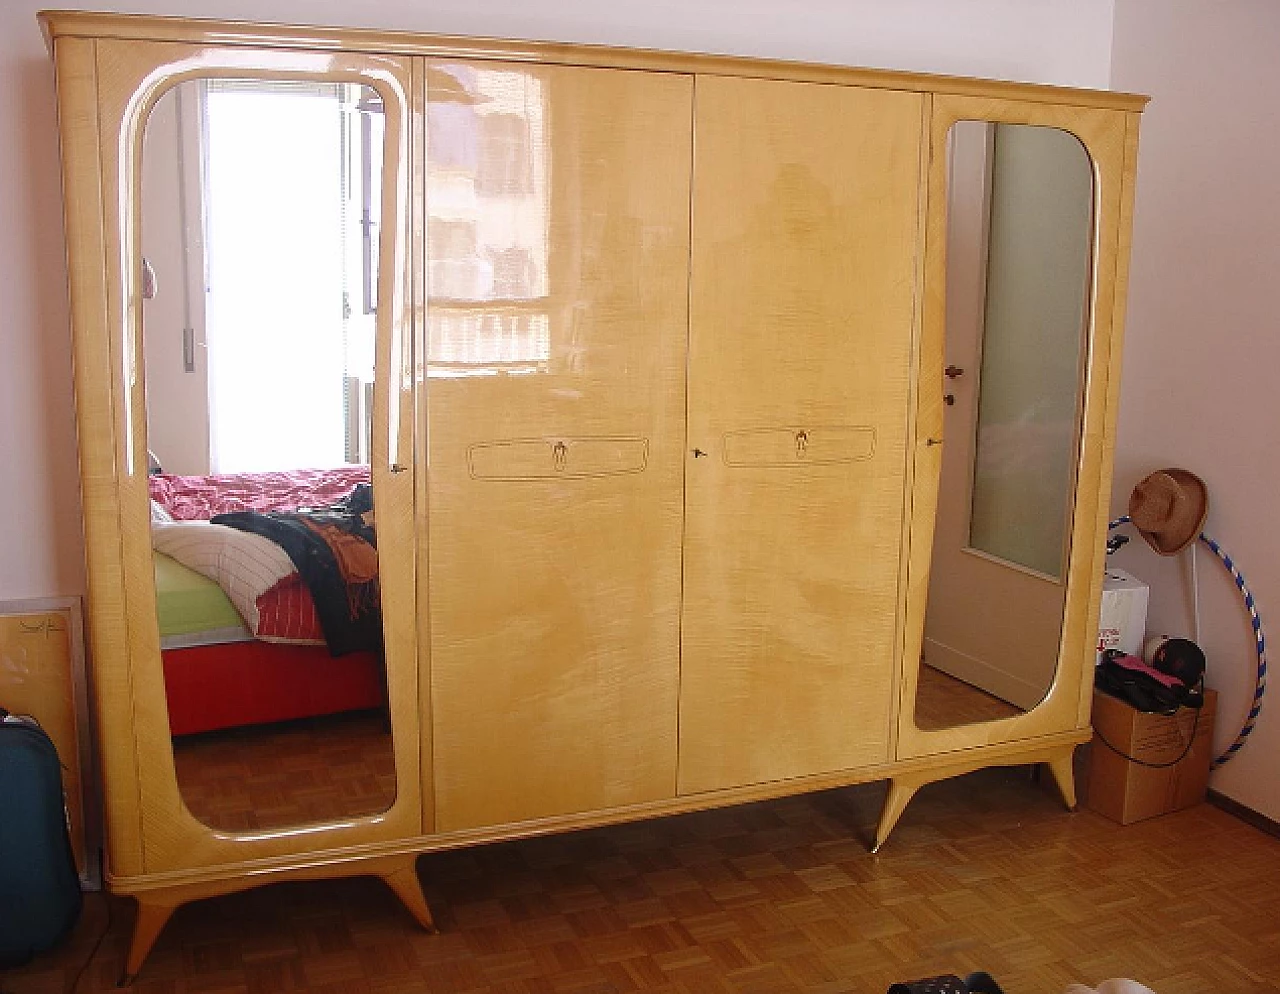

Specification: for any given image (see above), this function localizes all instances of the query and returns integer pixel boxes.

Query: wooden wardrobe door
[426,62,692,832]
[679,75,925,794]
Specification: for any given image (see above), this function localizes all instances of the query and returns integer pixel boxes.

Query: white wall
[0,0,1119,602]
[1110,0,1280,820]
[142,84,212,477]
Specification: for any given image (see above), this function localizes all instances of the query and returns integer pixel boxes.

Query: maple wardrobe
[41,10,1145,979]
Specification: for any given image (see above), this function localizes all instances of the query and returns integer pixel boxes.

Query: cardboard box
[1086,687,1215,825]
[1096,567,1150,664]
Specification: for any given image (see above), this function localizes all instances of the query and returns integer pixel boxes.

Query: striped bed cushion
[151,520,324,644]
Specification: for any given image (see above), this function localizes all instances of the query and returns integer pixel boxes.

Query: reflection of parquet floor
[10,763,1280,994]
[171,710,397,832]
[915,666,1022,730]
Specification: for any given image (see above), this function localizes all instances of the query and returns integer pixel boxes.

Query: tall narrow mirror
[915,120,1094,731]
[140,78,396,831]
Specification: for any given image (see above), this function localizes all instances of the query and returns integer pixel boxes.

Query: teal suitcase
[0,709,82,967]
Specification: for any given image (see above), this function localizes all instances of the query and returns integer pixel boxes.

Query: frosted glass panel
[967,124,1092,579]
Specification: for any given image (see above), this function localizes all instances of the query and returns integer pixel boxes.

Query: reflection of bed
[150,467,385,737]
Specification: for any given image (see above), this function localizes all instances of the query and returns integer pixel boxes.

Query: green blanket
[153,552,243,637]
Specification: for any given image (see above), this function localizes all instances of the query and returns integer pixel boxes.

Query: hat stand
[1108,516,1267,769]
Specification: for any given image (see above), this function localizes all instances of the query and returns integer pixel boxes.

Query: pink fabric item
[149,466,370,644]
[1108,652,1183,689]
[149,465,370,521]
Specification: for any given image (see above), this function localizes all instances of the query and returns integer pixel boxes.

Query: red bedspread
[163,640,385,736]
[149,466,371,520]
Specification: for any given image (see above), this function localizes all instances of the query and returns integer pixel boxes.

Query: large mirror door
[914,119,1094,732]
[138,71,406,834]
[899,92,1132,757]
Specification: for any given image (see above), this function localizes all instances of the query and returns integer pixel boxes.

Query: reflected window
[358,88,384,318]
[427,65,550,374]
[198,81,380,471]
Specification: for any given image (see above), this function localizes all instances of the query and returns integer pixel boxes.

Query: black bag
[1095,650,1204,715]
[0,708,83,967]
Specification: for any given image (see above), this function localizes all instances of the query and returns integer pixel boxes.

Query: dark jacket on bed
[213,484,381,657]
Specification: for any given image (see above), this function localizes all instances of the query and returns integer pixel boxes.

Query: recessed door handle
[944,365,965,379]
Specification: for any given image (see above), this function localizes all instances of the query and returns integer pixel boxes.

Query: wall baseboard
[1207,789,1280,840]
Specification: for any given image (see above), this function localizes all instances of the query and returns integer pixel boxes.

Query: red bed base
[162,640,385,737]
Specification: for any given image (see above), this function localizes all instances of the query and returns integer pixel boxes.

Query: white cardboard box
[1097,567,1150,664]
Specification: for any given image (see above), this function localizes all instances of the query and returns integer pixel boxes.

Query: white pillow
[150,499,173,524]
[151,520,296,633]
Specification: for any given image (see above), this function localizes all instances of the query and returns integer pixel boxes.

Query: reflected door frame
[896,92,1138,761]
[70,36,422,876]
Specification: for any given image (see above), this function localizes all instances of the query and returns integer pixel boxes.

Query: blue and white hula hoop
[1109,516,1267,769]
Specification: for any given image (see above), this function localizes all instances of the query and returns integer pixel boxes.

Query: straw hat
[1128,468,1208,556]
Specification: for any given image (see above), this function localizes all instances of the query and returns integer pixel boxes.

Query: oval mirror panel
[140,78,397,831]
[915,120,1094,731]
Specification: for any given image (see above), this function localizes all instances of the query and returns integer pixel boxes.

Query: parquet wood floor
[8,758,1280,994]
[171,710,397,832]
[914,666,1022,730]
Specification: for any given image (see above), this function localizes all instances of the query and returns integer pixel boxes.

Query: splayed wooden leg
[382,860,437,933]
[872,777,922,853]
[119,898,176,986]
[1044,745,1079,811]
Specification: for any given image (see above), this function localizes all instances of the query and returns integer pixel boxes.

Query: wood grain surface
[426,62,692,831]
[895,94,1132,763]
[679,75,924,794]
